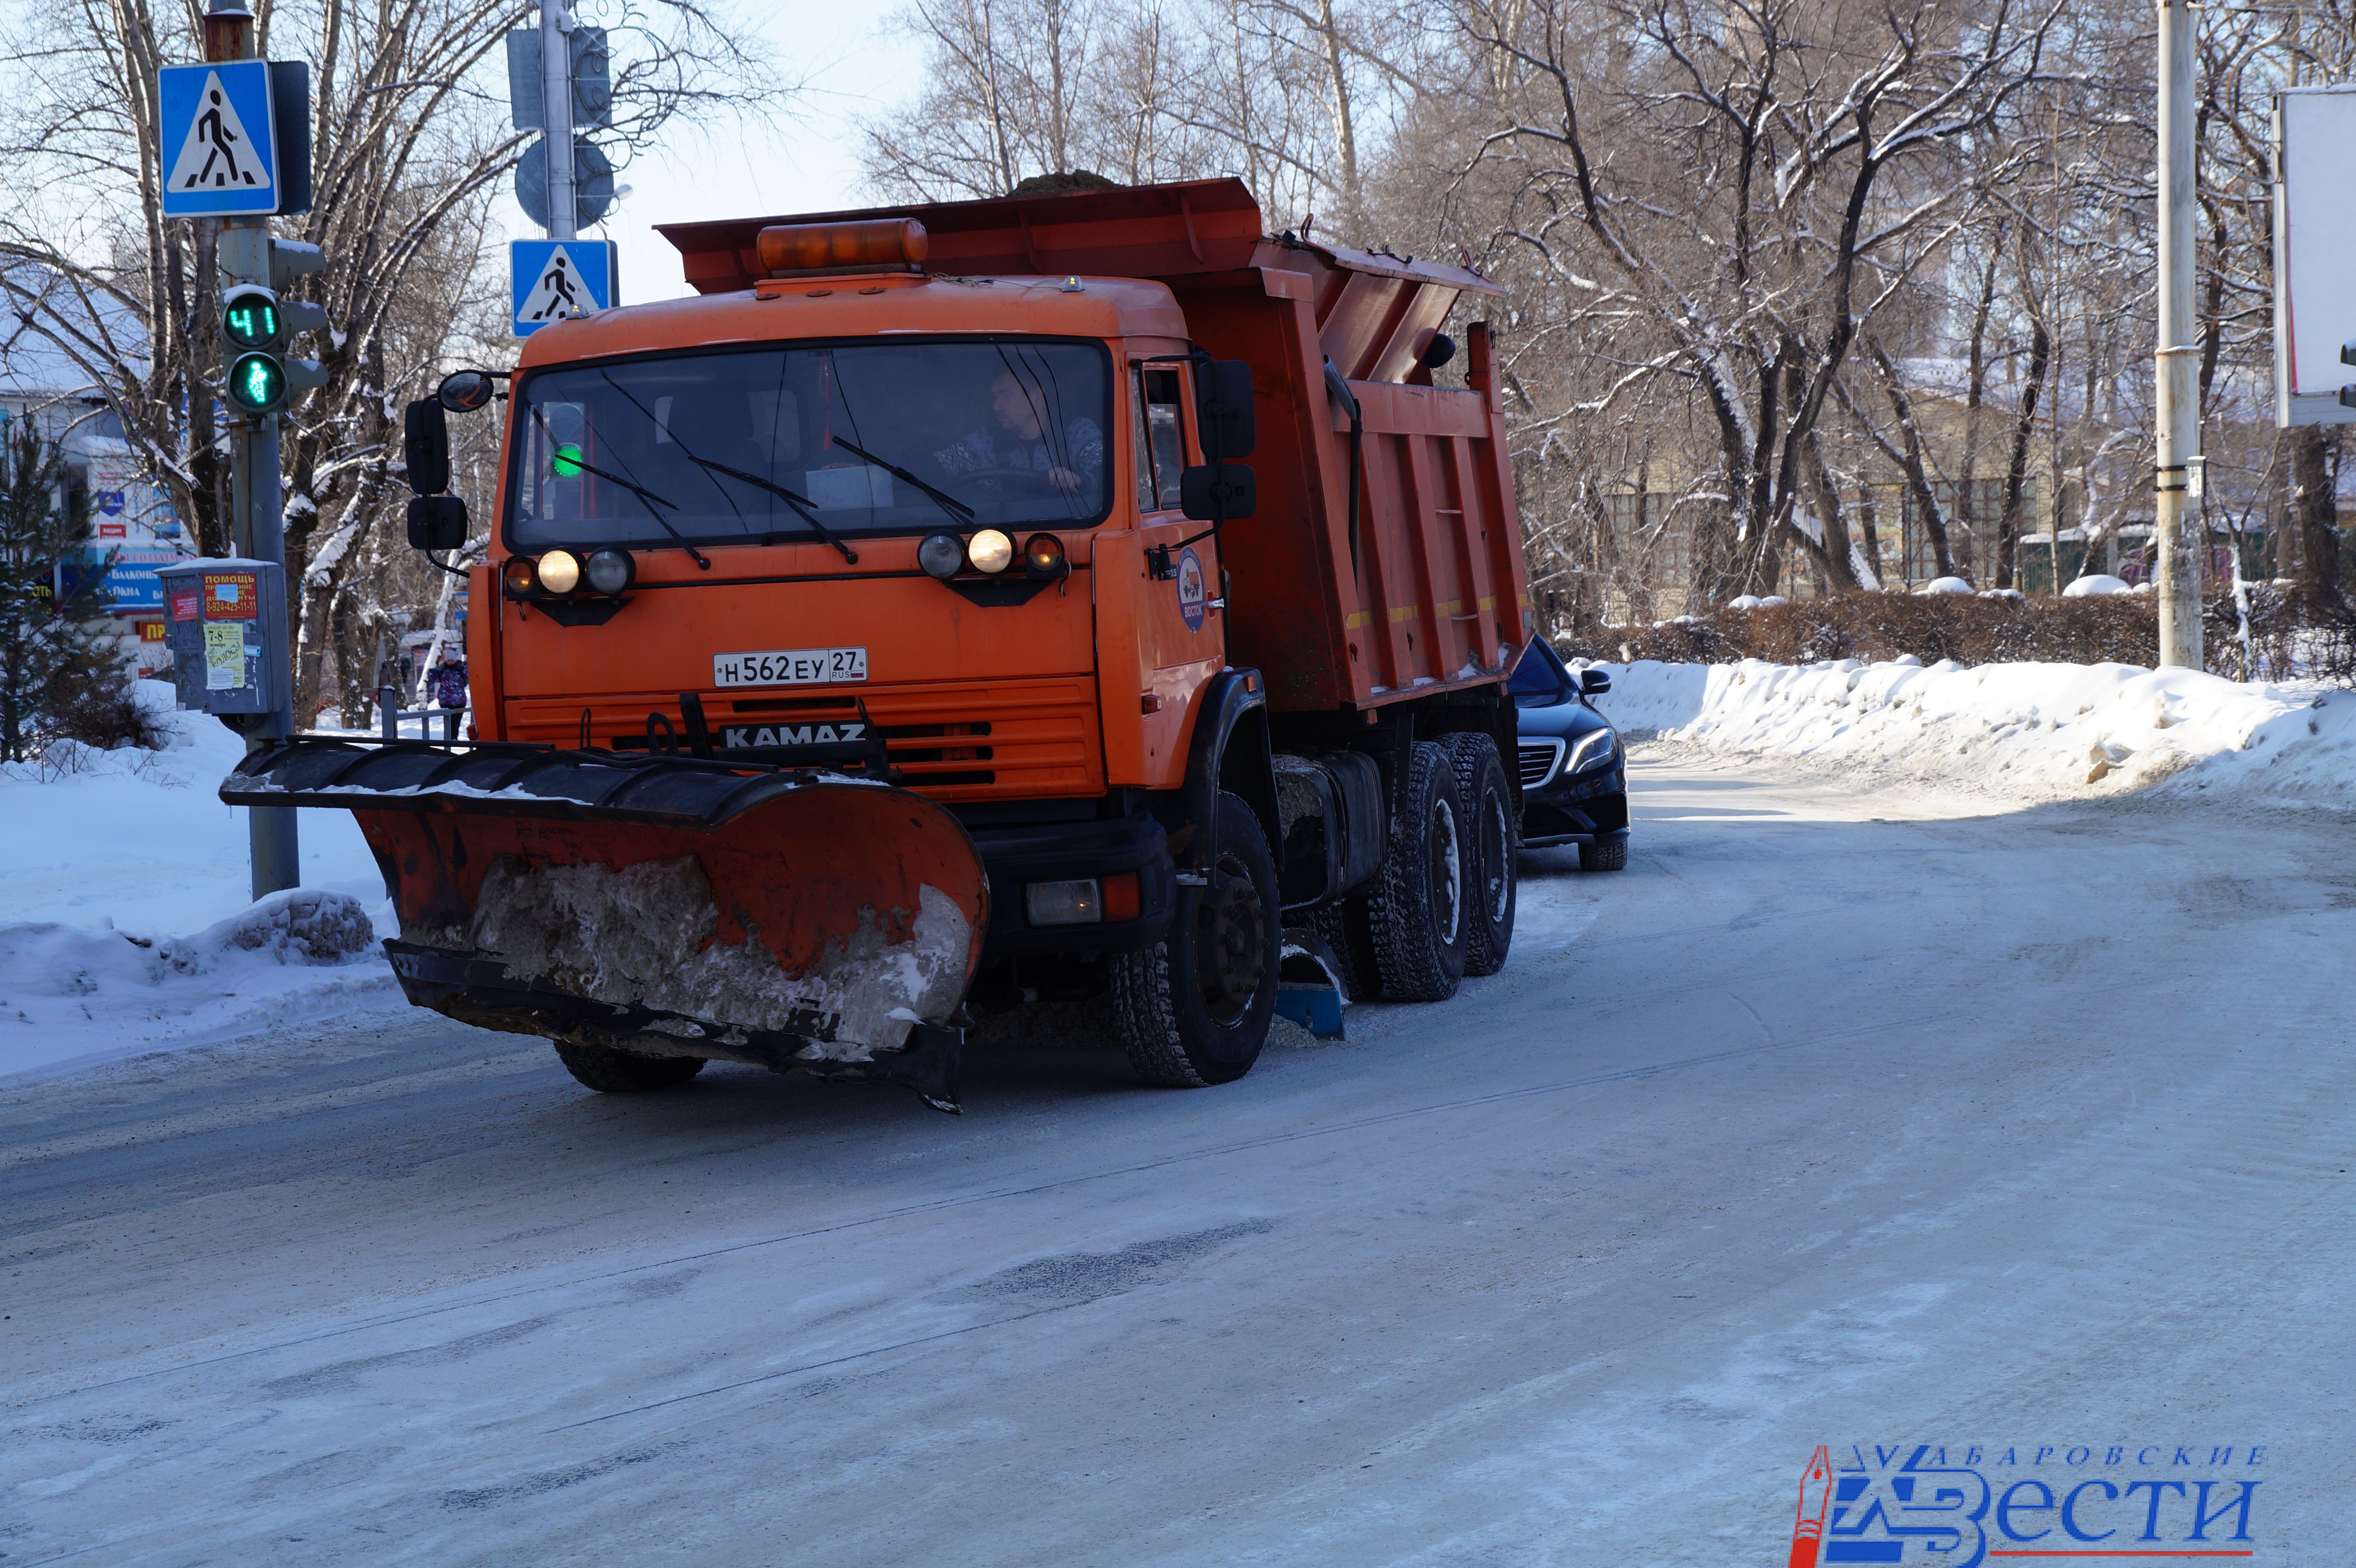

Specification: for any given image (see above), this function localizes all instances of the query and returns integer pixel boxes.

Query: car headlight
[1567,727,1618,774]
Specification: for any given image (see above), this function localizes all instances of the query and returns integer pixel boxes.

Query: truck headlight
[537,549,582,594]
[967,528,1014,574]
[1026,878,1102,926]
[584,548,634,594]
[1024,533,1067,577]
[1567,728,1618,773]
[918,532,965,580]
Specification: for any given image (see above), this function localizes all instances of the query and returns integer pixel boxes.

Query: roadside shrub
[50,683,167,752]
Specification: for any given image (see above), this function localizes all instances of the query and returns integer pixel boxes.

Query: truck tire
[1367,741,1470,1002]
[1114,791,1279,1087]
[552,1041,707,1093]
[1438,731,1517,977]
[1578,836,1628,873]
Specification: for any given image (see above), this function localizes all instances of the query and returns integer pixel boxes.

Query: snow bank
[1584,656,2356,806]
[0,889,398,1084]
[0,683,400,1081]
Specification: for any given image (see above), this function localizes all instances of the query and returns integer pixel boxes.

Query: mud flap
[223,740,989,1110]
[1274,925,1347,1038]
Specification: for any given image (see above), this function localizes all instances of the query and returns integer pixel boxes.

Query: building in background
[0,274,190,680]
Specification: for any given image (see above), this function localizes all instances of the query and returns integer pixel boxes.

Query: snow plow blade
[220,740,988,1111]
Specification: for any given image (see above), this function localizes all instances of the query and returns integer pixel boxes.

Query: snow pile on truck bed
[1,683,398,1081]
[1584,655,2356,806]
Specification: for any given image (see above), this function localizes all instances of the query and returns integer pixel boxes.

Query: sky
[502,2,928,306]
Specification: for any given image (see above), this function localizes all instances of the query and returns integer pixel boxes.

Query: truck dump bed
[659,180,1529,715]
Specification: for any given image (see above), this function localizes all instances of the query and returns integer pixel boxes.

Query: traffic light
[218,239,329,416]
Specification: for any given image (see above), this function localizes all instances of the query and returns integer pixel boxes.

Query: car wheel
[1578,836,1628,873]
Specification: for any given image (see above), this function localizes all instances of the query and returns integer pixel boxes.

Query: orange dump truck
[224,179,1534,1110]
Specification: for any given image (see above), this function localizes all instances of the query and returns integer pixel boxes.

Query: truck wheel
[1114,791,1279,1087]
[1578,837,1628,873]
[1439,732,1517,977]
[553,1041,707,1093]
[1368,740,1470,1002]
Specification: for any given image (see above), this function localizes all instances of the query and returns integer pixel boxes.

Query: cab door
[1098,360,1226,787]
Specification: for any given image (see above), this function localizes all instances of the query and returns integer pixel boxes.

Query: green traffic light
[228,351,287,414]
[551,444,585,478]
[223,297,281,350]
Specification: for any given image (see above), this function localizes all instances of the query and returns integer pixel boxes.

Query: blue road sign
[511,240,615,337]
[158,61,279,217]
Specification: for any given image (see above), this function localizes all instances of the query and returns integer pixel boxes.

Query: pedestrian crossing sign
[511,240,616,338]
[158,61,279,217]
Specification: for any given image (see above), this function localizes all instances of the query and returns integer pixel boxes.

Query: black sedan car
[1510,640,1630,871]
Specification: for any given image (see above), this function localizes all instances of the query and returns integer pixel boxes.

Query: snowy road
[4,750,2347,1564]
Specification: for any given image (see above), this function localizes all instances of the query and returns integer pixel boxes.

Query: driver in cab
[934,368,1104,498]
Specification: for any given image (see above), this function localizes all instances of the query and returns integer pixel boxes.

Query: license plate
[711,646,868,688]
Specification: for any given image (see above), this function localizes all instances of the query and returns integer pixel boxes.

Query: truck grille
[1517,739,1564,788]
[505,677,1102,803]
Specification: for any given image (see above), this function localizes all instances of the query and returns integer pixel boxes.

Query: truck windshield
[506,337,1112,551]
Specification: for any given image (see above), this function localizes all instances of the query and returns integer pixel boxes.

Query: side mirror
[1421,332,1457,370]
[1195,359,1256,459]
[1181,463,1257,522]
[437,369,497,412]
[403,399,450,496]
[407,494,468,551]
[1579,669,1612,695]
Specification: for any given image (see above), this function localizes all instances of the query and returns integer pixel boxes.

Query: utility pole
[542,0,576,242]
[204,0,301,897]
[2155,0,2204,668]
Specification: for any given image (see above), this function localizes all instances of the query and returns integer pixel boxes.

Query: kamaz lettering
[722,723,864,749]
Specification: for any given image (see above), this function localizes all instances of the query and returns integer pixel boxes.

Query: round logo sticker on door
[1177,547,1207,632]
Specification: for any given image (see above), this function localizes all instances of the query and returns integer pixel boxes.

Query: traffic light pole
[207,0,301,899]
[542,0,576,241]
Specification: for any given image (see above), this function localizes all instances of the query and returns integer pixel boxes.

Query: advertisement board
[2273,86,2356,425]
[73,453,190,613]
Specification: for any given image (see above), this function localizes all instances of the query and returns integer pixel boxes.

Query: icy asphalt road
[3,750,2349,1565]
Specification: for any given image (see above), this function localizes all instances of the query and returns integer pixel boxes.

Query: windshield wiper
[528,405,709,569]
[830,435,976,526]
[594,373,857,564]
[688,454,858,564]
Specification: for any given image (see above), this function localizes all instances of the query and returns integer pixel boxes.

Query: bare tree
[2,0,784,721]
[1453,0,2062,599]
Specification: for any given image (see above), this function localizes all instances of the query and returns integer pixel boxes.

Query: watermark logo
[1787,1443,2264,1566]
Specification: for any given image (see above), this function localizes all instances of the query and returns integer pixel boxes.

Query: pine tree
[0,418,122,762]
